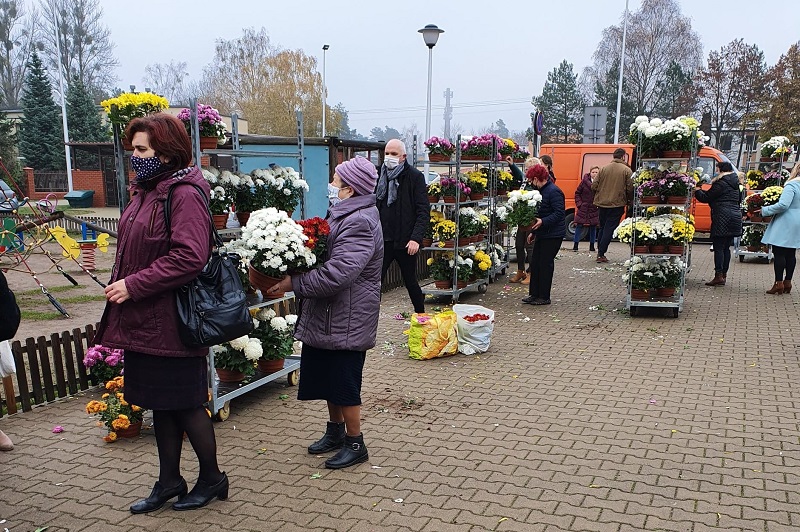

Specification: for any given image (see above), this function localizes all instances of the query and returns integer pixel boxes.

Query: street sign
[583,106,607,144]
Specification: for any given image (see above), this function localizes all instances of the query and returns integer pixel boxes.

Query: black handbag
[0,270,20,341]
[165,182,253,348]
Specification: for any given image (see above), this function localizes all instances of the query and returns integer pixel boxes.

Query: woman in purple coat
[572,166,600,252]
[94,114,227,513]
[267,156,383,469]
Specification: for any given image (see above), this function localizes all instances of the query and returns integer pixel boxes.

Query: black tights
[772,245,797,282]
[712,236,733,274]
[153,407,222,487]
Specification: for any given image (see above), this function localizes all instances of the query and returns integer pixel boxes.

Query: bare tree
[0,0,37,108]
[583,0,702,120]
[696,40,768,149]
[757,41,800,143]
[142,60,189,105]
[38,0,118,96]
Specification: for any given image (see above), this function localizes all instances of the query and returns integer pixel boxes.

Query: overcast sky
[100,0,797,137]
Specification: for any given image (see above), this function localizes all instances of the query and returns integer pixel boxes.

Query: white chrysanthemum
[270,317,288,332]
[229,335,250,351]
[285,314,297,325]
[257,308,276,320]
[244,340,263,361]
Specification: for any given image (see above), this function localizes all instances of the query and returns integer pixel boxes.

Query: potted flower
[439,176,470,203]
[471,249,492,279]
[424,136,455,162]
[457,207,480,244]
[760,136,793,161]
[746,169,764,190]
[505,189,542,229]
[250,308,297,374]
[662,171,694,203]
[297,216,330,265]
[493,204,509,230]
[669,217,694,254]
[499,138,517,159]
[741,224,767,252]
[460,134,502,161]
[614,218,655,252]
[427,181,442,203]
[622,256,659,299]
[241,208,317,295]
[424,210,444,247]
[760,186,783,220]
[496,170,514,193]
[511,145,530,163]
[637,180,662,203]
[254,166,309,216]
[100,91,169,148]
[745,193,764,220]
[427,253,454,288]
[433,219,457,247]
[455,254,474,288]
[85,376,145,442]
[208,186,232,229]
[628,116,667,157]
[648,216,674,253]
[464,171,488,200]
[83,345,124,385]
[654,258,684,298]
[177,103,227,150]
[214,335,263,383]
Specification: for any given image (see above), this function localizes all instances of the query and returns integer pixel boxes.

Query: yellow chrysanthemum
[111,417,131,431]
[104,432,118,443]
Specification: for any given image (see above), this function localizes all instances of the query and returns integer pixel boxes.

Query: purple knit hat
[335,156,378,196]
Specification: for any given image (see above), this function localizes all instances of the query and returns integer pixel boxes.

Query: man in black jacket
[0,269,20,450]
[376,139,430,313]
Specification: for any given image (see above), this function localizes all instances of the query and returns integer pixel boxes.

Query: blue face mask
[131,155,167,182]
[328,183,342,206]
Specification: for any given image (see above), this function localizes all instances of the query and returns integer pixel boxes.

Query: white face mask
[328,183,342,206]
[384,155,400,169]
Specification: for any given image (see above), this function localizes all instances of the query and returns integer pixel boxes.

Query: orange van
[538,143,738,236]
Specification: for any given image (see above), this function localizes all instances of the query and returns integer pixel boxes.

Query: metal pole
[52,10,73,191]
[613,0,629,144]
[190,98,201,166]
[424,46,433,177]
[322,46,328,137]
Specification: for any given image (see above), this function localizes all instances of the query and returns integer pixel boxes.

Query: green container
[64,190,95,208]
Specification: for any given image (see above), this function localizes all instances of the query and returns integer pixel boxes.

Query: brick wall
[24,167,138,208]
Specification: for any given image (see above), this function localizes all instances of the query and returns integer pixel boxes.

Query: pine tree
[19,50,64,171]
[592,59,637,143]
[533,60,586,143]
[66,76,108,168]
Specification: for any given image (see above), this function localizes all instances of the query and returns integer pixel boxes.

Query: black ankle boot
[325,433,368,469]
[589,245,596,252]
[572,243,579,252]
[308,421,345,454]
[172,473,228,511]
[130,478,188,514]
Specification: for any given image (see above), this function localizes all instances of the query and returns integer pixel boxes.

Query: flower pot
[763,216,773,222]
[649,245,667,254]
[496,188,508,196]
[513,158,525,163]
[456,280,468,289]
[668,245,685,254]
[640,151,662,159]
[462,154,484,161]
[662,150,691,159]
[236,211,251,226]
[749,215,763,222]
[470,192,485,201]
[666,196,687,204]
[199,136,219,151]
[655,287,676,298]
[428,153,451,163]
[641,196,660,204]
[630,288,650,300]
[115,421,143,439]
[433,280,452,289]
[471,235,483,243]
[257,358,285,374]
[440,239,455,248]
[442,195,457,204]
[212,214,228,229]
[497,222,508,231]
[518,223,534,231]
[746,245,759,252]
[422,238,434,247]
[248,265,285,297]
[428,195,440,204]
[457,237,471,247]
[760,157,778,162]
[215,367,246,383]
[633,245,650,254]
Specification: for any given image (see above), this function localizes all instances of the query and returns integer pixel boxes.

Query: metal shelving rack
[413,135,508,302]
[187,103,306,420]
[734,156,793,263]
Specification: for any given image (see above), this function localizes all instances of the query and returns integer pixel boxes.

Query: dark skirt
[124,350,208,411]
[297,344,366,406]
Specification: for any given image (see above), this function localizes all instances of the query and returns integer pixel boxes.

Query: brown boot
[784,280,792,294]
[705,272,725,286]
[521,274,531,285]
[509,270,526,283]
[766,281,784,295]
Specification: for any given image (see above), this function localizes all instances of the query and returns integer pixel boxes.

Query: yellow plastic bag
[404,311,458,360]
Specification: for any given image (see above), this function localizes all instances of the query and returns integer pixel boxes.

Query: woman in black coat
[695,161,743,286]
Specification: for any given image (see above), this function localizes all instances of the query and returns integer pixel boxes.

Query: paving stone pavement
[3,242,800,532]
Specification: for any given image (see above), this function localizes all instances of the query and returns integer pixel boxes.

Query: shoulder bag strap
[164,182,223,249]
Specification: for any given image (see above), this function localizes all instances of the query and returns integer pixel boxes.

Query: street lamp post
[418,24,443,174]
[613,0,629,144]
[322,44,329,137]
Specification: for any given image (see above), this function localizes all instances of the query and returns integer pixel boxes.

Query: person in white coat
[757,163,800,295]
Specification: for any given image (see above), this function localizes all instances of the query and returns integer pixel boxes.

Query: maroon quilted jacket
[574,174,599,226]
[93,167,211,357]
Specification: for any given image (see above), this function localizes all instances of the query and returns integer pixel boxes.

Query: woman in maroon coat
[573,166,600,252]
[94,114,227,513]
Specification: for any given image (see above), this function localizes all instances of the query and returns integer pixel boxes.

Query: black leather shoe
[532,298,551,305]
[172,473,229,511]
[325,434,368,469]
[521,296,536,304]
[308,421,345,454]
[130,478,188,514]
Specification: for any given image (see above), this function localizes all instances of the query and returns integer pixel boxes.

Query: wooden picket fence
[1,324,98,416]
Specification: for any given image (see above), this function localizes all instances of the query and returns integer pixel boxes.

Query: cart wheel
[500,268,506,275]
[214,401,230,422]
[739,255,744,262]
[672,308,679,318]
[287,370,299,386]
[478,283,488,294]
[629,307,638,317]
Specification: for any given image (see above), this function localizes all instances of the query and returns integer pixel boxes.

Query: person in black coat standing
[376,139,430,313]
[522,164,566,305]
[0,270,20,450]
[695,161,743,286]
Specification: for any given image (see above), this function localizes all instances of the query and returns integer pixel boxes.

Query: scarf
[376,161,405,206]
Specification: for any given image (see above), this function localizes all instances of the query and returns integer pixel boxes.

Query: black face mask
[131,155,168,182]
